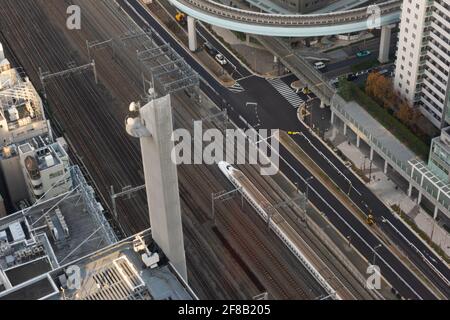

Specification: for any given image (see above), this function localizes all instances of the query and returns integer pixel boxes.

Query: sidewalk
[332,129,450,257]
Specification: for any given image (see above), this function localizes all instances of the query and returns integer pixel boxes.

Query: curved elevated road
[169,0,401,36]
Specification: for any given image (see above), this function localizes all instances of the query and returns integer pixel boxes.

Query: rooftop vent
[7,107,19,122]
[45,155,55,167]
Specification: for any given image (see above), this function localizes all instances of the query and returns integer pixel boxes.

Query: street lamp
[372,244,382,265]
[347,180,353,196]
[304,176,314,221]
[305,176,314,203]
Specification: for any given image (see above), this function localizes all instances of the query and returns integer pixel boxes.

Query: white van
[314,61,326,70]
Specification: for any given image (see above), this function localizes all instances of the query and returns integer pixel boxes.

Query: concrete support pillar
[343,123,347,136]
[407,183,412,197]
[126,95,187,282]
[378,24,395,63]
[433,206,439,219]
[417,192,422,204]
[331,110,335,124]
[370,147,374,161]
[187,16,198,52]
[320,101,325,109]
[246,34,251,45]
[356,135,361,148]
[384,159,388,174]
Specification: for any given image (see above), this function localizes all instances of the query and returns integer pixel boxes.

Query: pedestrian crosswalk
[229,82,245,93]
[267,78,304,108]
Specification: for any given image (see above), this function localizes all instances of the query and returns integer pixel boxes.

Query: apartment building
[394,0,450,129]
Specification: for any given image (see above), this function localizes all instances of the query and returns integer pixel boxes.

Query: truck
[175,12,186,26]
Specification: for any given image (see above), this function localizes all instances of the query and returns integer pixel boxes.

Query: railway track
[172,91,317,299]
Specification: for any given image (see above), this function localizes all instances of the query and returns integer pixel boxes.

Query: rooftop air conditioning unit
[142,252,160,269]
[45,155,55,167]
[8,107,19,122]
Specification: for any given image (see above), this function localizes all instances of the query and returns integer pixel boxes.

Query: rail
[224,164,340,299]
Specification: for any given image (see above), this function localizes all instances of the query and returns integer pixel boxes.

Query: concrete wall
[271,0,336,13]
[0,155,28,204]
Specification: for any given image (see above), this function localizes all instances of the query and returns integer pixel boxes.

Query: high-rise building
[393,0,450,129]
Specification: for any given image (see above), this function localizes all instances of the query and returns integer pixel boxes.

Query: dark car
[347,73,358,81]
[204,42,217,55]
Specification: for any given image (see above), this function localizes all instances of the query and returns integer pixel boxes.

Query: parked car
[314,61,326,70]
[356,50,371,58]
[215,53,228,66]
[347,73,358,81]
[204,42,217,55]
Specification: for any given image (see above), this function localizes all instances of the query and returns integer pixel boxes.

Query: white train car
[218,161,340,300]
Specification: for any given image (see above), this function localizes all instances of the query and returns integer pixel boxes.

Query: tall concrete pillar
[417,192,422,204]
[378,24,395,63]
[320,101,325,109]
[384,160,388,174]
[356,135,361,148]
[370,147,374,161]
[407,183,412,197]
[331,110,335,124]
[187,16,198,52]
[433,206,439,219]
[126,95,187,281]
[343,123,347,136]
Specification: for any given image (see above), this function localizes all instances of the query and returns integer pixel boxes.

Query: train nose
[218,161,232,172]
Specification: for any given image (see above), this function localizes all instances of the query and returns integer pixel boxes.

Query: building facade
[0,136,71,205]
[393,0,450,129]
[428,126,450,182]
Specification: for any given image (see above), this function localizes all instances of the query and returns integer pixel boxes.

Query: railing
[173,0,401,26]
[71,165,118,245]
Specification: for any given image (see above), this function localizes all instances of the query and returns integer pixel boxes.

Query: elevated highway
[168,0,401,37]
[170,0,400,104]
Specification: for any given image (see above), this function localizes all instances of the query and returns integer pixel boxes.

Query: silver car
[215,53,227,66]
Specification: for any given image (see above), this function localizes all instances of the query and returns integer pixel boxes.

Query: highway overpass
[170,0,399,104]
[168,0,401,37]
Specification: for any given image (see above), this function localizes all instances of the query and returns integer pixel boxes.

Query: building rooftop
[0,43,48,145]
[0,166,117,294]
[0,229,196,300]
